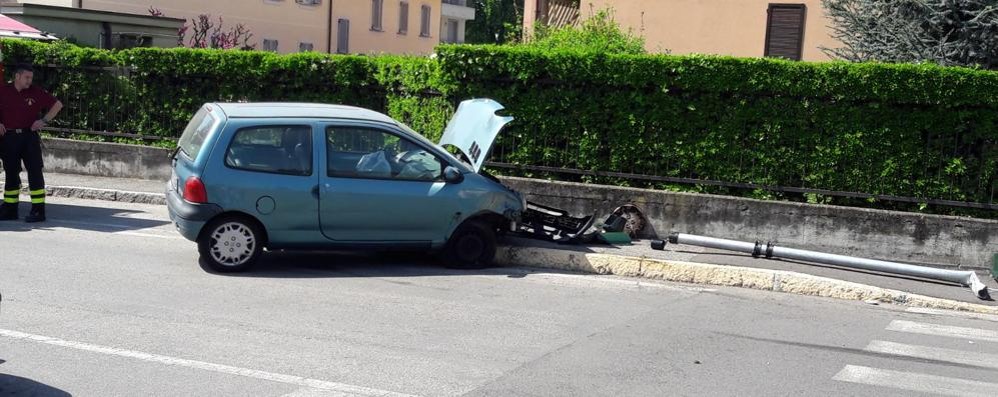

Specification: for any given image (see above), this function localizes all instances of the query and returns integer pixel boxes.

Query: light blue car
[166,99,526,272]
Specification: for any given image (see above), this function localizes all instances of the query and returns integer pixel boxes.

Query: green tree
[465,0,525,44]
[823,0,998,69]
[525,8,646,54]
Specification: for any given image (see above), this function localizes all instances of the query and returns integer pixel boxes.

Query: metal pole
[667,233,991,300]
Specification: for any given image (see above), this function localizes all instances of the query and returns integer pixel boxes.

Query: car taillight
[183,176,208,204]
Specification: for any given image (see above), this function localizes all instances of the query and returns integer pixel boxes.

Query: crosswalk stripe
[865,340,998,370]
[887,320,998,343]
[833,365,998,397]
[906,307,998,323]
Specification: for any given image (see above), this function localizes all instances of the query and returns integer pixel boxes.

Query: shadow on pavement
[718,332,997,371]
[0,373,71,397]
[0,202,168,234]
[202,250,541,280]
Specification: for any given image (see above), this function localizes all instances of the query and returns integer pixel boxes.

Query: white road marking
[16,218,181,240]
[865,340,998,370]
[49,218,163,231]
[906,307,998,323]
[0,328,418,397]
[114,231,182,240]
[833,365,998,397]
[887,320,998,343]
[281,388,358,397]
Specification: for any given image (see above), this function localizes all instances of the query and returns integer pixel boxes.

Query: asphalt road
[1,197,997,396]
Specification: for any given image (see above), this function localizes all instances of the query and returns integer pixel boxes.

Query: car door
[318,122,460,243]
[206,121,321,244]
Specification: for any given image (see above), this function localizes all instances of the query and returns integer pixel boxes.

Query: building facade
[524,0,840,62]
[1,3,183,48]
[2,0,476,54]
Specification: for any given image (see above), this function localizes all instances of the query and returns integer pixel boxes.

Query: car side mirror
[443,166,464,184]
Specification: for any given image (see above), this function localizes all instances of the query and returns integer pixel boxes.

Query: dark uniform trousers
[1,128,45,204]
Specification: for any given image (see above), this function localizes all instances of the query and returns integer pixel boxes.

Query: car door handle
[311,185,319,199]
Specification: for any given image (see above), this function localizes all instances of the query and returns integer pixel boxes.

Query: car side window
[225,125,312,176]
[326,126,443,181]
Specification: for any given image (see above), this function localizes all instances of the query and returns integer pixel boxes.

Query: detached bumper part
[516,202,596,243]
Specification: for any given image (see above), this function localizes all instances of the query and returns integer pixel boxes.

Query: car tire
[197,215,264,273]
[443,220,497,269]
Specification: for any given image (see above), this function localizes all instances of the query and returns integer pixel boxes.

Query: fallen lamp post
[666,232,991,300]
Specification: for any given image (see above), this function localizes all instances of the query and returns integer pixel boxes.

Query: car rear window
[177,107,217,161]
[225,125,313,176]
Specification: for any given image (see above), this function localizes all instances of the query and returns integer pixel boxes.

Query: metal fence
[484,127,997,211]
[26,64,183,142]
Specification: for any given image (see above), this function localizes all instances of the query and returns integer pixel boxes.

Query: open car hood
[438,99,513,173]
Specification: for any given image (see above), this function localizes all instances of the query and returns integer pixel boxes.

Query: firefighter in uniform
[0,64,63,222]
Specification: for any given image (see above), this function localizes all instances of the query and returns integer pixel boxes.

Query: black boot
[24,203,44,223]
[0,202,17,221]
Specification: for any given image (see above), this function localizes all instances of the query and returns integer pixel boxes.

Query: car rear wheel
[443,220,497,269]
[198,215,263,273]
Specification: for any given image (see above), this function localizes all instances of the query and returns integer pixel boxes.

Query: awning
[0,13,57,40]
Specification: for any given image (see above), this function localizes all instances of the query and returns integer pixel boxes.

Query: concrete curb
[45,185,166,205]
[496,245,998,315]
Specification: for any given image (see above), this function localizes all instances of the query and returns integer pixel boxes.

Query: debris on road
[665,232,992,301]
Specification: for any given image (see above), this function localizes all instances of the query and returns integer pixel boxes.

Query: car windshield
[395,121,465,168]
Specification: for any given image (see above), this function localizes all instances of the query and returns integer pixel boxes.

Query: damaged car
[167,99,528,272]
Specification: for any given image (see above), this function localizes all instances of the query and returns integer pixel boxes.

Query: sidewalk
[42,172,166,204]
[11,172,998,313]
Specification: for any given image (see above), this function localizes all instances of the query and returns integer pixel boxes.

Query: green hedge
[1,39,447,140]
[2,40,995,213]
[435,45,997,210]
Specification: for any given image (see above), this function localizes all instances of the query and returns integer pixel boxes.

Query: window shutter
[337,19,350,53]
[764,4,806,61]
[372,0,383,31]
[399,2,409,34]
[421,5,431,37]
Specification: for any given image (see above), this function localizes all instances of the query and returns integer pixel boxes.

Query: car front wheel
[198,215,263,273]
[443,220,497,269]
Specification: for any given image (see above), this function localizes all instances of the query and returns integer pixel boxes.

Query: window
[326,127,443,181]
[177,108,216,161]
[295,0,322,5]
[398,1,409,34]
[443,19,458,43]
[299,42,314,52]
[263,39,279,52]
[764,4,806,61]
[337,19,350,53]
[371,0,384,31]
[226,126,313,176]
[420,5,431,37]
[114,34,152,49]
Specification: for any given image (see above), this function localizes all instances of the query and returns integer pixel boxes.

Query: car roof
[212,102,398,124]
